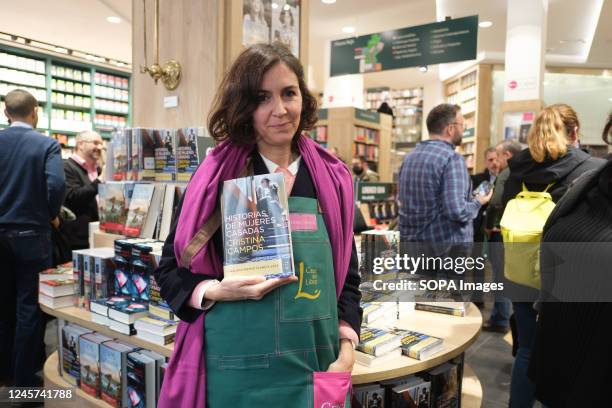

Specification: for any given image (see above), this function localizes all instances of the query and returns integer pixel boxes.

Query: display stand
[322,107,393,182]
[42,302,482,407]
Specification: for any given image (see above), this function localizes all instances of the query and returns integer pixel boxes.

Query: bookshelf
[444,64,492,174]
[322,107,393,182]
[0,44,131,154]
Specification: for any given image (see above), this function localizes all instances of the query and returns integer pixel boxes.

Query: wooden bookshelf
[322,107,393,181]
[444,64,492,174]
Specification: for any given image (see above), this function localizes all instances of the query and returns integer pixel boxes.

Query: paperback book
[175,127,201,182]
[391,329,444,360]
[127,351,156,408]
[426,362,460,408]
[125,184,155,238]
[221,172,294,279]
[389,377,432,408]
[357,327,403,357]
[98,181,136,234]
[61,324,93,385]
[108,301,149,325]
[79,332,113,397]
[154,128,176,182]
[100,341,136,407]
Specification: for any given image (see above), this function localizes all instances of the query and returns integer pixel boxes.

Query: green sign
[358,182,393,202]
[331,15,478,77]
[355,108,380,123]
[463,127,475,138]
[317,108,328,120]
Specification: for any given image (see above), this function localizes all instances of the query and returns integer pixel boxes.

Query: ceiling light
[419,65,428,73]
[322,0,336,4]
[107,16,121,24]
[342,26,355,34]
[609,97,612,102]
[271,2,279,9]
[479,21,493,28]
[54,47,68,53]
[116,62,126,67]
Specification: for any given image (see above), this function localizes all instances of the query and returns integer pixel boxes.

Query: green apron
[205,197,349,407]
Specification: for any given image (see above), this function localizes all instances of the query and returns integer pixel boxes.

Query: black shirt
[153,151,363,335]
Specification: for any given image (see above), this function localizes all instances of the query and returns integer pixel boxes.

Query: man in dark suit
[62,130,103,250]
[0,89,65,386]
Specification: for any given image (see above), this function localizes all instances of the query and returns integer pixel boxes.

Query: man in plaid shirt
[398,104,492,245]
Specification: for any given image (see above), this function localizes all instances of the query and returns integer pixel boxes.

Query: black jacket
[470,169,492,242]
[154,151,363,335]
[530,160,612,407]
[502,145,605,207]
[61,157,100,249]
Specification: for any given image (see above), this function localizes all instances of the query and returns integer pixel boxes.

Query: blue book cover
[127,352,155,408]
[221,172,294,279]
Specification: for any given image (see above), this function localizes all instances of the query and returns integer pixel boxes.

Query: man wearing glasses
[62,130,104,250]
[398,104,491,274]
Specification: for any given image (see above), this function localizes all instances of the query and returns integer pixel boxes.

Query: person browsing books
[154,43,361,408]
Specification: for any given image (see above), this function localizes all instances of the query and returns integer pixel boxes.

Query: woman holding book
[154,43,361,407]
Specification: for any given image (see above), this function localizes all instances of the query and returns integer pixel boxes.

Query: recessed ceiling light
[322,0,336,4]
[342,26,355,34]
[479,21,493,28]
[283,4,290,10]
[107,16,121,24]
[54,47,68,53]
[271,2,279,9]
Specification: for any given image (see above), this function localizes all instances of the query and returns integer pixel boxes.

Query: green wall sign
[355,108,380,123]
[331,15,478,77]
[358,182,393,202]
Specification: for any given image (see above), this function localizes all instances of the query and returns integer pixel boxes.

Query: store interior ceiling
[2,0,611,94]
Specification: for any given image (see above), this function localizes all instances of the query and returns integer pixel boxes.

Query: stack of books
[356,327,403,367]
[391,328,444,361]
[135,315,178,345]
[39,277,76,309]
[414,301,468,317]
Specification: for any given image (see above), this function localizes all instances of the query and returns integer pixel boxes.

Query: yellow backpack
[500,183,555,289]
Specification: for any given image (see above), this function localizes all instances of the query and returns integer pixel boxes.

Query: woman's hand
[327,339,355,372]
[205,275,297,302]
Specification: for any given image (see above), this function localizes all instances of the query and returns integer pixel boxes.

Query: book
[125,184,155,237]
[79,332,113,397]
[221,172,294,279]
[72,250,85,307]
[141,129,157,181]
[98,181,136,234]
[195,130,216,164]
[61,324,93,385]
[135,330,175,346]
[40,278,75,297]
[357,327,402,357]
[392,329,444,361]
[91,311,110,326]
[175,127,202,182]
[414,303,466,317]
[92,247,116,300]
[100,341,136,407]
[149,274,179,321]
[108,318,136,336]
[109,301,149,325]
[362,302,397,325]
[354,383,386,408]
[154,129,176,182]
[134,315,178,336]
[389,377,432,408]
[138,350,166,405]
[142,184,165,239]
[39,293,73,309]
[426,362,460,408]
[83,253,94,310]
[39,266,72,281]
[127,351,156,408]
[157,184,176,241]
[355,347,402,368]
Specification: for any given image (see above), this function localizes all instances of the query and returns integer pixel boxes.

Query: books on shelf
[221,172,294,279]
[100,341,136,407]
[138,349,166,406]
[39,262,73,281]
[389,376,432,408]
[176,127,202,182]
[98,181,135,234]
[354,383,386,408]
[357,327,403,357]
[108,318,136,336]
[79,332,113,397]
[414,302,467,317]
[61,324,93,385]
[135,330,176,346]
[39,293,73,309]
[426,362,460,408]
[391,329,444,361]
[108,301,148,325]
[127,351,156,408]
[154,129,176,182]
[134,315,178,337]
[40,278,75,298]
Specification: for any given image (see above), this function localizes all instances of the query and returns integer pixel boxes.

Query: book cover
[140,129,156,181]
[129,242,156,302]
[111,129,129,181]
[72,251,85,307]
[147,303,179,322]
[100,341,135,407]
[357,327,402,357]
[175,127,200,182]
[92,248,116,300]
[140,184,165,240]
[98,181,136,234]
[427,362,460,408]
[129,128,141,181]
[414,303,466,317]
[154,129,176,182]
[127,352,156,408]
[134,315,178,336]
[79,333,113,397]
[157,185,176,242]
[83,254,93,310]
[195,130,216,164]
[354,383,386,408]
[221,172,294,279]
[390,377,432,408]
[138,350,165,405]
[61,324,93,385]
[361,301,396,325]
[125,184,155,238]
[109,301,149,325]
[392,329,444,360]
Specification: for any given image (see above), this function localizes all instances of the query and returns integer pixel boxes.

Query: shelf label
[355,108,380,124]
[163,95,178,108]
[331,15,478,76]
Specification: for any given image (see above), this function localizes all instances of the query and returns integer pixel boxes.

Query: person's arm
[45,140,66,219]
[63,160,100,210]
[440,155,482,223]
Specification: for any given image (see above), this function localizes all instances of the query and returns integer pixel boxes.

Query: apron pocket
[313,371,352,408]
[219,354,269,370]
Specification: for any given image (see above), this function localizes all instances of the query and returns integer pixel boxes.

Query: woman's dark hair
[208,42,317,146]
[603,111,612,145]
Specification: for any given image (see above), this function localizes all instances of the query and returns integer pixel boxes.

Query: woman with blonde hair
[501,103,605,407]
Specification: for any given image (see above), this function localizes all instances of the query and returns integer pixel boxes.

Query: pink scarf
[159,135,355,408]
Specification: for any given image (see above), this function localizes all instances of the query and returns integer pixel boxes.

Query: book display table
[42,303,483,407]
